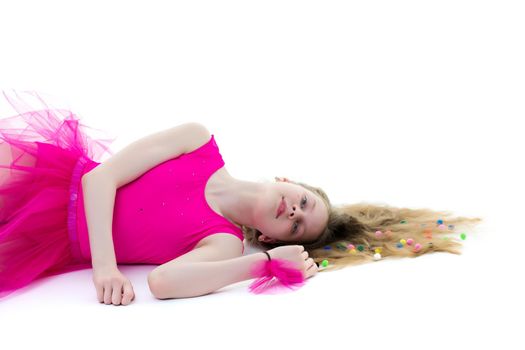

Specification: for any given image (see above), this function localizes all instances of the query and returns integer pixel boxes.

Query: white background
[0,1,523,349]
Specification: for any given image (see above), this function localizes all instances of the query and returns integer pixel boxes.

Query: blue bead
[437,219,443,225]
[396,243,403,248]
[323,245,332,250]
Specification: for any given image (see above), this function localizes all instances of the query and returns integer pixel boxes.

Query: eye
[292,195,308,234]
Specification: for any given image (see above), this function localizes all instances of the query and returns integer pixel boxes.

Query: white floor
[1,1,523,349]
[0,207,522,349]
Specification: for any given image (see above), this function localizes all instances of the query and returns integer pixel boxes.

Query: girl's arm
[82,173,119,269]
[81,122,210,269]
[148,252,268,299]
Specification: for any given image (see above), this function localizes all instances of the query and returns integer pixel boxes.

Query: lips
[276,196,285,219]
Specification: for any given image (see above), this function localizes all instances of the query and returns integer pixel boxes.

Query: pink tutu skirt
[0,90,116,299]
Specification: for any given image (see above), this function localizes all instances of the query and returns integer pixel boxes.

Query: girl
[0,90,483,305]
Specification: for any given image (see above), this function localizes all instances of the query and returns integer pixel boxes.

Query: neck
[211,175,268,231]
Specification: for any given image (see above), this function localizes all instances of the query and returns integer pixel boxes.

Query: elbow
[147,269,215,300]
[148,271,171,300]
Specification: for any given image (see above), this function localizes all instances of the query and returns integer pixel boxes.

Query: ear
[258,233,278,243]
[274,176,290,183]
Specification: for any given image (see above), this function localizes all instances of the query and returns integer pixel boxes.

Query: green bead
[460,233,467,240]
[321,260,329,267]
[336,243,347,250]
[400,220,407,224]
[357,245,364,251]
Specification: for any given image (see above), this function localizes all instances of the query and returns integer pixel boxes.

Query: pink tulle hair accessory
[248,251,306,294]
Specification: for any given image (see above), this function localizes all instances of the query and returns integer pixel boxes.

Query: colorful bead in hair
[336,242,347,251]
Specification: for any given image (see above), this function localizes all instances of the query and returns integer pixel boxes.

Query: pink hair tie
[248,251,306,294]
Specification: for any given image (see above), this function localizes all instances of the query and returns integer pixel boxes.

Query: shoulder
[184,122,212,154]
[81,122,213,188]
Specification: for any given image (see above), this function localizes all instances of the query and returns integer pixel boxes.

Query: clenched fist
[267,245,318,279]
[92,265,135,305]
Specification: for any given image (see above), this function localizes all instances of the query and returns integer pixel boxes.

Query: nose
[288,203,303,219]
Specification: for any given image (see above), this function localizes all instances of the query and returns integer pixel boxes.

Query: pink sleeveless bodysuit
[72,134,245,264]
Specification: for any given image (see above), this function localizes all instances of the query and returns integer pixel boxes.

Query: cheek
[259,219,287,237]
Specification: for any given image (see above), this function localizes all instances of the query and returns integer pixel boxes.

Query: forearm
[81,172,118,269]
[152,252,268,299]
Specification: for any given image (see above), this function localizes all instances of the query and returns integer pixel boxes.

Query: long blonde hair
[242,179,483,272]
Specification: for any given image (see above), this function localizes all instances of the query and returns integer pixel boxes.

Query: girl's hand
[92,264,135,305]
[267,245,318,279]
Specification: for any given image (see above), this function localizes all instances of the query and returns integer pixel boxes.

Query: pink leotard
[72,134,245,264]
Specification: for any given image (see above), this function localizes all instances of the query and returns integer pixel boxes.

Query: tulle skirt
[0,90,116,299]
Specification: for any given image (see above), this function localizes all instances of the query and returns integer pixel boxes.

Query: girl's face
[254,177,329,244]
